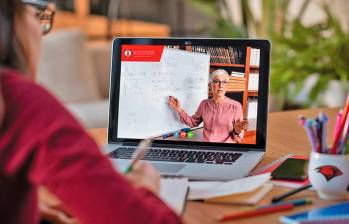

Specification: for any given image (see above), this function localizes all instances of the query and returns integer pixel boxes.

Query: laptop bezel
[108,38,270,152]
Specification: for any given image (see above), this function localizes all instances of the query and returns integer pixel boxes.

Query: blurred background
[38,0,349,128]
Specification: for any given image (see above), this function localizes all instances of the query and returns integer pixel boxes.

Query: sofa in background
[38,29,112,128]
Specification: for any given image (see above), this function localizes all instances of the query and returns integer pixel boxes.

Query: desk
[88,108,346,224]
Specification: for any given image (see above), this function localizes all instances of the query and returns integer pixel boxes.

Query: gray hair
[209,69,229,82]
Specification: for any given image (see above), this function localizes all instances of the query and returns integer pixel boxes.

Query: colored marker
[332,93,349,154]
[298,116,317,152]
[181,128,191,132]
[173,131,180,138]
[162,132,174,139]
[187,131,193,139]
[180,131,186,138]
[320,112,328,154]
[333,110,343,139]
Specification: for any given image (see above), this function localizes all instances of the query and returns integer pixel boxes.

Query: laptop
[104,38,270,181]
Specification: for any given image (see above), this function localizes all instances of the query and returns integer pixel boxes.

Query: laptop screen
[110,39,270,149]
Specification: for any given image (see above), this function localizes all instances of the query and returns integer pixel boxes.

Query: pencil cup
[308,151,349,200]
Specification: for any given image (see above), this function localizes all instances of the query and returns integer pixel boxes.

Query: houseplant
[187,0,349,109]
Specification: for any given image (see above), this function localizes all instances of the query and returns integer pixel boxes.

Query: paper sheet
[160,177,189,215]
[188,173,271,200]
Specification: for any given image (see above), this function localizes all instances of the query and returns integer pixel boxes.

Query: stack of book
[231,71,245,78]
[226,76,245,91]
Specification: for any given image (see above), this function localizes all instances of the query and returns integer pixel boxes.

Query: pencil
[298,116,317,152]
[124,138,153,173]
[217,198,311,222]
[271,184,312,203]
[217,204,294,222]
[332,93,349,154]
[339,117,349,154]
[333,110,343,139]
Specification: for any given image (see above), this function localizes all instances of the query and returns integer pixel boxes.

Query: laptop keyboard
[109,147,242,165]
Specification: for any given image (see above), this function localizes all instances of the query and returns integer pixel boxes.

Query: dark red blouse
[0,70,182,224]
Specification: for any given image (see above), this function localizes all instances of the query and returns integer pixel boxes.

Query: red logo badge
[315,165,343,181]
[124,49,132,58]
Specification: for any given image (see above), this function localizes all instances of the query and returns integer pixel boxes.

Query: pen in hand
[124,138,153,174]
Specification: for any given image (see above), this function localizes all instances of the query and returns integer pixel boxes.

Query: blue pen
[320,112,328,154]
[262,198,312,209]
[298,117,316,152]
[315,118,322,153]
[304,119,317,152]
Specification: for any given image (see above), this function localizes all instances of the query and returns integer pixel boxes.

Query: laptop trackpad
[151,163,186,174]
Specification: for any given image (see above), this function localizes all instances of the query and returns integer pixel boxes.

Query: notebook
[188,173,271,205]
[205,183,273,205]
[160,177,189,215]
[250,154,310,188]
[280,201,349,224]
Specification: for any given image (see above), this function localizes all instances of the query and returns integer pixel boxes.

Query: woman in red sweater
[0,1,182,224]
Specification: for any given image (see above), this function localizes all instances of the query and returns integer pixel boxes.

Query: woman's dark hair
[0,0,26,71]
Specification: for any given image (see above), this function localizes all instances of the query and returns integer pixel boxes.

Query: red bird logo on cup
[315,165,343,181]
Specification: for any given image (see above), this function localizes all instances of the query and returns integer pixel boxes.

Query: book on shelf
[227,76,245,91]
[248,72,259,91]
[231,71,245,77]
[250,48,260,67]
[247,98,258,120]
[190,46,244,64]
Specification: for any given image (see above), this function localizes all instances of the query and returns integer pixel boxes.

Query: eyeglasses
[212,79,228,85]
[22,0,56,35]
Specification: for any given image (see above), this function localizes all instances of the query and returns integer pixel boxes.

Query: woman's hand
[125,161,161,195]
[39,187,79,224]
[233,120,248,134]
[168,96,182,113]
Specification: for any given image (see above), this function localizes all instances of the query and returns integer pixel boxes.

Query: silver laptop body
[105,38,270,181]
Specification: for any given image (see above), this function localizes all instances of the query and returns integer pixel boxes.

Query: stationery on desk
[299,92,349,155]
[250,154,310,188]
[280,201,349,224]
[218,198,312,222]
[188,173,272,205]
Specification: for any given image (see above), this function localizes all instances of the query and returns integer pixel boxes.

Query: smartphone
[271,158,308,181]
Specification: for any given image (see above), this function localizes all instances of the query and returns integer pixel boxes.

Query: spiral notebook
[280,201,349,224]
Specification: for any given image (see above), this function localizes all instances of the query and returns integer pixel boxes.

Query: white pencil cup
[308,151,349,200]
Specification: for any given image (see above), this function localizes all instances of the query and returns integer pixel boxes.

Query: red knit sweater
[0,70,182,224]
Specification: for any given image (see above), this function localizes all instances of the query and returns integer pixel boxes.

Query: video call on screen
[117,44,261,145]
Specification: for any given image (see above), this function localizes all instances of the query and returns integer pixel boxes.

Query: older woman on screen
[168,69,248,143]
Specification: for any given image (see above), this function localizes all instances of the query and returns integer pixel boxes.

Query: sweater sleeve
[178,101,203,128]
[230,103,244,143]
[1,73,182,224]
[40,122,181,224]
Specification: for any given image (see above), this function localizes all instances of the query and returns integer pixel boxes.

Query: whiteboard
[117,48,210,139]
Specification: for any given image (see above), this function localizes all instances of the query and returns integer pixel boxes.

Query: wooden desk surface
[88,108,347,224]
